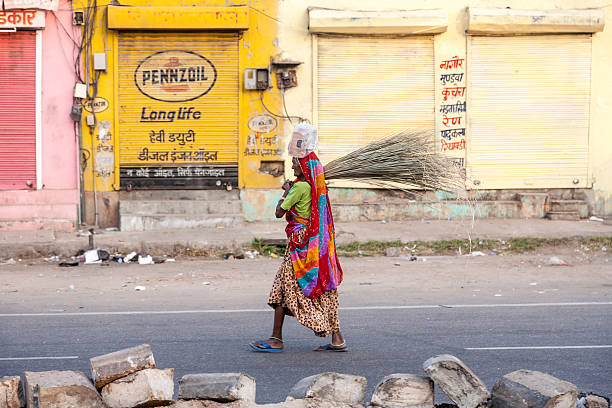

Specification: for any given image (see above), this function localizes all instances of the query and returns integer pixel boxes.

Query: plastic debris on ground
[466,251,486,256]
[44,255,60,262]
[105,227,119,231]
[138,255,154,264]
[84,250,102,264]
[124,252,138,263]
[1,258,17,265]
[270,253,279,258]
[59,261,79,267]
[549,256,569,266]
[589,216,604,222]
[134,286,146,291]
[244,250,258,259]
[68,284,75,290]
[603,247,607,252]
[201,281,211,286]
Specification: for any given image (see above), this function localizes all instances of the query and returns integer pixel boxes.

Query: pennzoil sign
[134,50,217,103]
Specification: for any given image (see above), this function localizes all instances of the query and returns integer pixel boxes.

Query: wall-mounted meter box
[244,68,270,90]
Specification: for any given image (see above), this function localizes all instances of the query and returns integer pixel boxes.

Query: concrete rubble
[23,370,106,408]
[288,372,367,407]
[101,368,174,408]
[490,370,577,408]
[0,375,23,408]
[584,395,610,408]
[90,343,156,389]
[370,374,434,408]
[3,345,609,408]
[178,373,256,402]
[422,355,488,408]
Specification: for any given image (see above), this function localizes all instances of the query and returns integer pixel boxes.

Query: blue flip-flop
[249,340,283,353]
[315,343,349,352]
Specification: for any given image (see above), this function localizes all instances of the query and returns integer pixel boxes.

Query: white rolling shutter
[467,35,591,189]
[315,36,435,167]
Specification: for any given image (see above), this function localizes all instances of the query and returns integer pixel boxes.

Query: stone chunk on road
[490,370,577,408]
[178,373,256,402]
[422,354,488,408]
[1,376,23,408]
[585,395,610,408]
[288,372,367,407]
[24,370,105,408]
[370,374,434,408]
[101,368,174,408]
[90,343,156,389]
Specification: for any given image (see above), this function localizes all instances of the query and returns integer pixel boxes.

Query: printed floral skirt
[268,230,340,337]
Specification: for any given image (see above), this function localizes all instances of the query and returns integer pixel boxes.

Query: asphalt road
[1,253,611,403]
[1,303,611,403]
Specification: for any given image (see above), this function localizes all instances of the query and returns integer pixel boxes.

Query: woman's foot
[314,342,348,352]
[249,337,283,352]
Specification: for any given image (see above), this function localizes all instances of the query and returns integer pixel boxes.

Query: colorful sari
[285,152,343,299]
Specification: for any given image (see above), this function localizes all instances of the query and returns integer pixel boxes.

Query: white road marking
[0,356,79,361]
[466,345,612,350]
[0,302,610,317]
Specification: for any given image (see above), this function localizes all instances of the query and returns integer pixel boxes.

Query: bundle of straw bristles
[323,129,465,193]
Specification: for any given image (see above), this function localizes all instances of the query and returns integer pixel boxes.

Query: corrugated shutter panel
[317,36,435,165]
[118,32,239,167]
[467,35,591,189]
[0,31,37,190]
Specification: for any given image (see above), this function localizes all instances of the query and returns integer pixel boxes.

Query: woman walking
[250,124,347,352]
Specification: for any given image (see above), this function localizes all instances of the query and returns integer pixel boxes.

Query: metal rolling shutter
[0,31,36,190]
[118,32,239,187]
[316,36,435,166]
[467,35,591,189]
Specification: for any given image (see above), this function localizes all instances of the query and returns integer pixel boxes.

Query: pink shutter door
[0,31,37,190]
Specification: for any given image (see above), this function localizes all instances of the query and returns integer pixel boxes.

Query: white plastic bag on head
[288,123,317,158]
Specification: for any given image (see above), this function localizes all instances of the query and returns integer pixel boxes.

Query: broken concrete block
[370,374,434,408]
[288,372,366,406]
[169,400,254,408]
[490,370,577,408]
[585,395,610,408]
[23,370,105,408]
[90,343,156,389]
[422,354,488,408]
[101,368,174,408]
[178,373,255,402]
[0,376,23,408]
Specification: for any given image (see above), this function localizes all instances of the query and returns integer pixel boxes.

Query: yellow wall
[75,0,284,198]
[277,0,612,214]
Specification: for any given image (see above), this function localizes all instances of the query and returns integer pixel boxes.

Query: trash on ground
[270,252,279,258]
[421,258,427,262]
[216,226,225,229]
[105,227,119,231]
[393,262,401,266]
[138,255,154,264]
[76,229,92,237]
[494,293,502,297]
[466,251,486,256]
[44,255,60,262]
[121,283,127,287]
[529,282,538,286]
[84,249,102,264]
[549,256,569,266]
[201,281,211,286]
[244,250,258,259]
[602,247,607,252]
[59,261,79,267]
[589,216,604,222]
[1,258,16,265]
[165,258,176,262]
[124,252,138,263]
[357,250,363,255]
[68,284,75,290]
[381,219,386,224]
[134,285,146,291]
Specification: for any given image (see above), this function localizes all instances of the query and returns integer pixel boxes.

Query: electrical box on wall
[94,53,107,71]
[276,70,297,89]
[72,11,84,25]
[244,68,270,90]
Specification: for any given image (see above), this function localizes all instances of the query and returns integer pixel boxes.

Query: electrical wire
[258,90,308,124]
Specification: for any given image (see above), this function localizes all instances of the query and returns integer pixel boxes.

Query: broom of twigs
[323,129,465,193]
